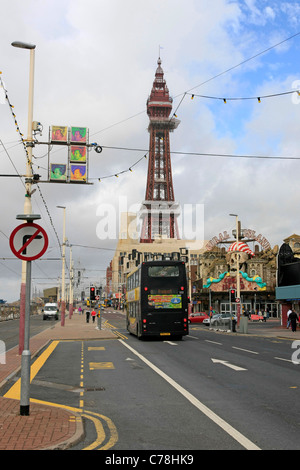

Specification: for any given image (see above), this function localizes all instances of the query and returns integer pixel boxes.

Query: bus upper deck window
[148,266,179,277]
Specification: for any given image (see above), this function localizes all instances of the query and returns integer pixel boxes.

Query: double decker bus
[126,260,189,339]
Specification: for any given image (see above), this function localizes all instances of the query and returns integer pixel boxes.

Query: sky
[1,0,300,302]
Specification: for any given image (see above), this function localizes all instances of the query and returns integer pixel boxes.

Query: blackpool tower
[140,58,180,243]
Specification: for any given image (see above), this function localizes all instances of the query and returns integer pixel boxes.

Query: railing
[0,304,39,321]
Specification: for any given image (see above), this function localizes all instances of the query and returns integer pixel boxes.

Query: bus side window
[134,271,138,289]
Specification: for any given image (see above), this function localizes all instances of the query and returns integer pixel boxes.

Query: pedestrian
[78,306,82,315]
[86,310,90,323]
[91,309,96,323]
[289,310,299,332]
[263,310,267,322]
[287,308,292,329]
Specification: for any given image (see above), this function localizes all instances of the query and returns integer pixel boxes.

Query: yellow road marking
[82,410,119,450]
[89,362,115,370]
[4,340,59,400]
[113,331,128,340]
[31,398,118,450]
[4,339,118,450]
[88,347,106,351]
[82,413,106,450]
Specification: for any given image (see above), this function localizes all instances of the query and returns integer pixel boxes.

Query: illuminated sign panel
[48,126,89,184]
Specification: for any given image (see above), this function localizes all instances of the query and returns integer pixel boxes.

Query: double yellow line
[104,320,128,340]
[4,340,118,450]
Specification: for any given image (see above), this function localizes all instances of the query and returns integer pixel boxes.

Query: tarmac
[0,310,299,451]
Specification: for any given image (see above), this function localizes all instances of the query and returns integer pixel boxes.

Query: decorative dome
[228,242,254,257]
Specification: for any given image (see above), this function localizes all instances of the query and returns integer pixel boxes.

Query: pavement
[0,310,299,450]
[0,309,116,450]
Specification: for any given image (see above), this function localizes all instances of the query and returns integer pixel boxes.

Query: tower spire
[140,58,180,243]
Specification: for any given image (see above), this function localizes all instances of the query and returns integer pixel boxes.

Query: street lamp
[229,213,241,324]
[11,42,36,214]
[69,245,74,318]
[11,42,36,358]
[57,206,66,326]
[11,41,36,415]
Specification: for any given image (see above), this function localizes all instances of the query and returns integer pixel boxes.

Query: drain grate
[85,386,106,392]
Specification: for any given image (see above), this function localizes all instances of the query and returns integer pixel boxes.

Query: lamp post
[57,206,66,326]
[11,41,36,355]
[69,245,74,318]
[230,213,241,326]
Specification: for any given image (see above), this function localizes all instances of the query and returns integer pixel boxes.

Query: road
[1,311,300,450]
[0,314,58,351]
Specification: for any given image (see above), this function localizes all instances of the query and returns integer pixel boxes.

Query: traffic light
[230,289,236,303]
[90,286,96,301]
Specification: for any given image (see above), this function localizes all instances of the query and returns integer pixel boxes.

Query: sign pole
[20,259,31,416]
[9,215,48,416]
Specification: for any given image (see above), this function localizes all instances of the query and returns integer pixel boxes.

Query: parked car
[188,312,209,323]
[203,314,221,325]
[203,313,237,326]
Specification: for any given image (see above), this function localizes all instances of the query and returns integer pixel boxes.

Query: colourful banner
[70,145,86,162]
[70,126,87,143]
[148,295,182,309]
[50,164,67,181]
[70,164,86,182]
[51,125,68,142]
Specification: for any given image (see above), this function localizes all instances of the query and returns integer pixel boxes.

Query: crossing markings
[89,362,115,370]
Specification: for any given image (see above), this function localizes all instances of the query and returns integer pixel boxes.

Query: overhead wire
[187,89,300,103]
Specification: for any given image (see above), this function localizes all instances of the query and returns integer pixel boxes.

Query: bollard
[97,310,101,330]
[239,316,248,334]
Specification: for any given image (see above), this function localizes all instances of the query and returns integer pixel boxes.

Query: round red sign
[9,223,48,261]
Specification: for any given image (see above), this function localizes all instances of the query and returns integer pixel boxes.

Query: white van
[43,303,59,320]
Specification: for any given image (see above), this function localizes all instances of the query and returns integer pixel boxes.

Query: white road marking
[205,340,222,345]
[211,358,247,371]
[232,346,259,355]
[274,357,293,363]
[119,340,260,450]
